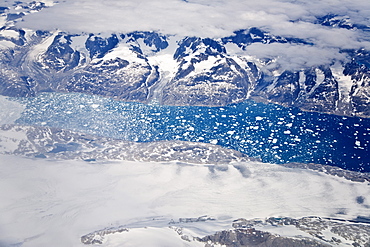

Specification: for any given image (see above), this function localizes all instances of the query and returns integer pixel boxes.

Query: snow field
[0,155,369,246]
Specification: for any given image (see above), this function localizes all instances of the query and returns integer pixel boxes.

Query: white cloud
[15,0,370,69]
[246,43,348,70]
[17,0,369,37]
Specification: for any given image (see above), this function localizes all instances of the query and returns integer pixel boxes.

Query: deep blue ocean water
[14,93,370,172]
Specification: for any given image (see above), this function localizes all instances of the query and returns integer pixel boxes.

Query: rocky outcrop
[80,216,370,246]
[0,124,251,163]
[197,228,331,247]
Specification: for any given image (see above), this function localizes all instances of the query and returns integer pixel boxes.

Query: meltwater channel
[13,92,370,172]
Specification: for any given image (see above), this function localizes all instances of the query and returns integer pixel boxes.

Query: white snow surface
[146,37,179,77]
[332,62,354,103]
[101,43,143,65]
[0,96,25,125]
[0,154,369,246]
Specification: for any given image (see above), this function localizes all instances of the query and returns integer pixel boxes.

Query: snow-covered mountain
[0,1,370,117]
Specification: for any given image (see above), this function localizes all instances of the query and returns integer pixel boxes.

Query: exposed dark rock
[197,228,330,247]
[85,34,119,59]
[127,31,169,52]
[344,57,370,117]
[80,216,370,246]
[40,34,81,72]
[200,216,370,247]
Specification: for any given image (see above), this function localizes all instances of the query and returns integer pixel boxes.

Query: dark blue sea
[14,93,370,172]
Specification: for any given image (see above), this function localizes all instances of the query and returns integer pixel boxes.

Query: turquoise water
[14,92,370,172]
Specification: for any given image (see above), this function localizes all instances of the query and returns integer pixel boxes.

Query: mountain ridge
[0,1,370,118]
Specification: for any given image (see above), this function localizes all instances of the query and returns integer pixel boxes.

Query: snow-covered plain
[0,154,369,246]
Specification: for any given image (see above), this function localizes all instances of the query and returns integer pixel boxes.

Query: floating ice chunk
[283,130,291,135]
[286,123,293,128]
[210,139,218,145]
[227,131,235,135]
[355,140,361,146]
[255,116,263,121]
